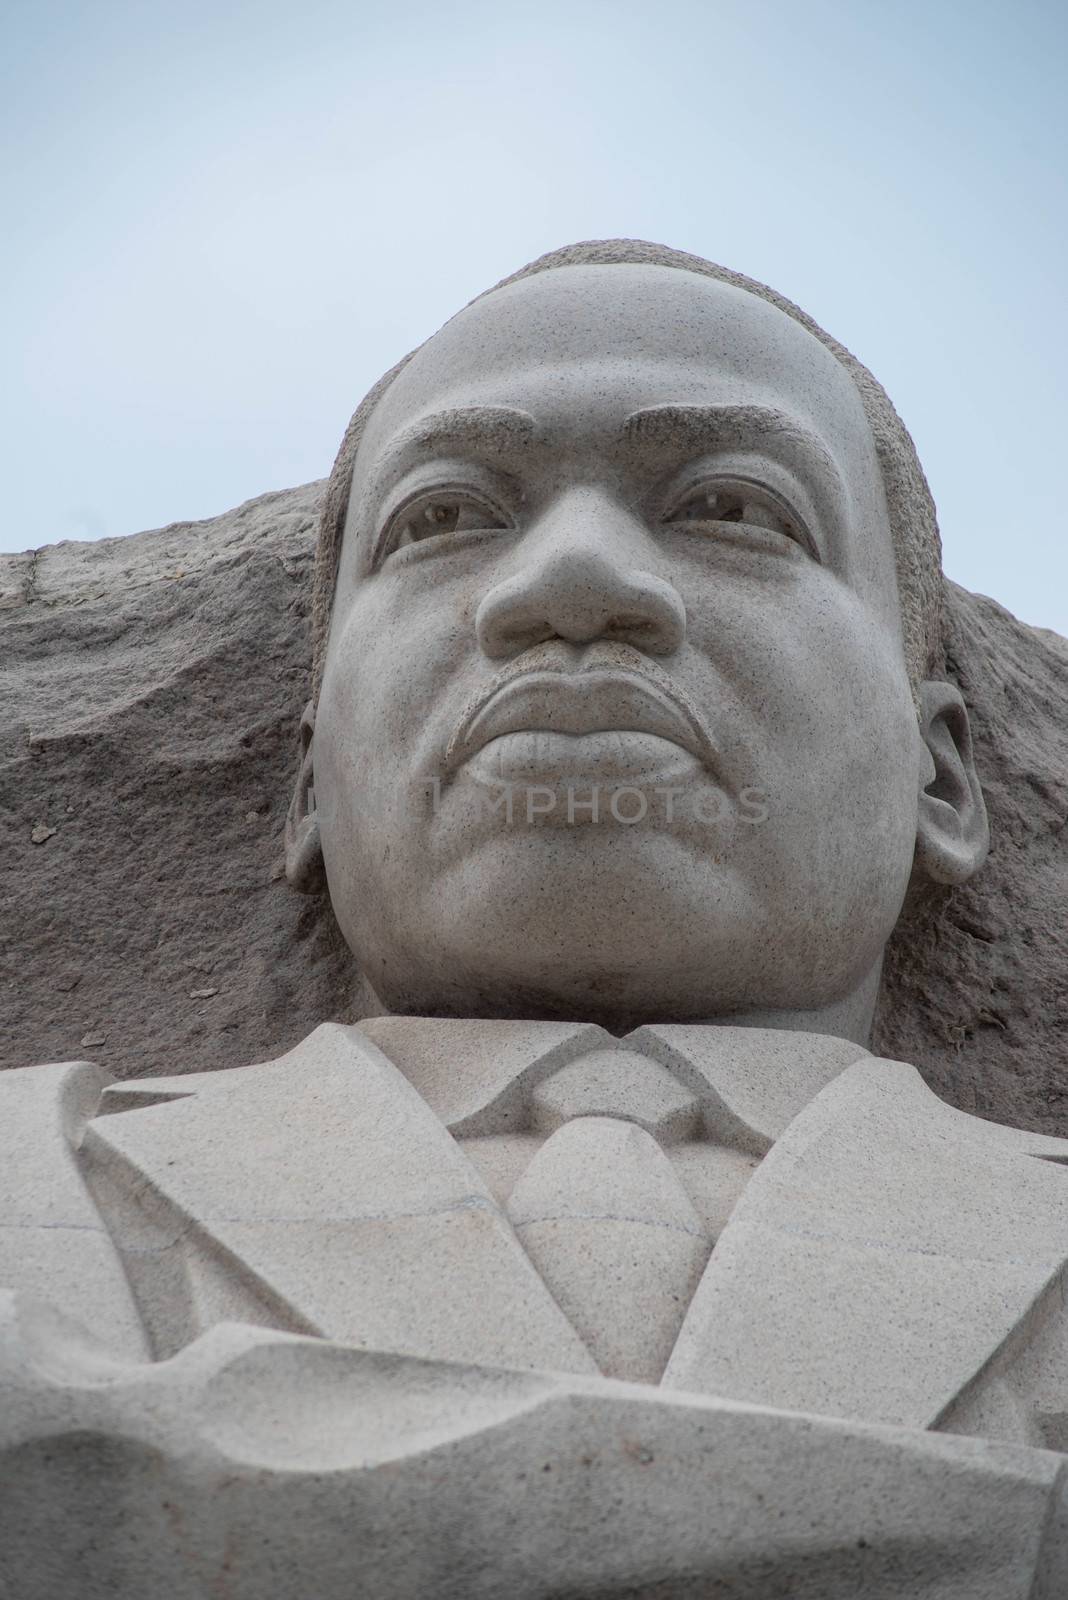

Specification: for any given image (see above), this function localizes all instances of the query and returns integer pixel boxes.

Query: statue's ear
[913,680,989,885]
[285,701,324,891]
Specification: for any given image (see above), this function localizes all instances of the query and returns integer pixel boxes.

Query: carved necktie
[500,1048,749,1383]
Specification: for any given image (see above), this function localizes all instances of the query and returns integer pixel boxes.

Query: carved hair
[311,238,945,696]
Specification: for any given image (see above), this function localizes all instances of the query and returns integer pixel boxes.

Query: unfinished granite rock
[0,481,361,1085]
[877,583,1068,1125]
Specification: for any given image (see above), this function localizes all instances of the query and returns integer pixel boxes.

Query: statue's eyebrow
[623,404,843,485]
[378,405,537,466]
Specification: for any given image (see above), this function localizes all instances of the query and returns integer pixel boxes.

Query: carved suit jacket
[6,1016,1068,1449]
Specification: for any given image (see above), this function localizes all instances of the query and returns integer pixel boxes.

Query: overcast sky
[3,0,1066,634]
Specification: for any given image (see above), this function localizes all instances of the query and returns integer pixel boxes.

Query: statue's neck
[707,961,882,1051]
[356,961,882,1052]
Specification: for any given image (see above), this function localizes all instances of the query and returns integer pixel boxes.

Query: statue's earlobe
[285,701,324,891]
[913,681,989,886]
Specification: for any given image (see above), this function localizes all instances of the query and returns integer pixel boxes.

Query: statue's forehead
[358,264,879,479]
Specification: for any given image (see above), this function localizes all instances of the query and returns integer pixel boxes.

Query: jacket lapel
[85,1022,595,1374]
[663,1055,1068,1430]
[356,1014,613,1135]
[88,1017,1068,1430]
[627,1023,866,1152]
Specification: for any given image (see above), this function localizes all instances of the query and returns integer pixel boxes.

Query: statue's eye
[663,484,812,556]
[384,490,511,555]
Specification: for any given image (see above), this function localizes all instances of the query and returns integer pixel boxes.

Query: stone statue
[5,241,1068,1598]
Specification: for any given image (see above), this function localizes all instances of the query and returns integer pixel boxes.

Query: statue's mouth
[444,654,717,786]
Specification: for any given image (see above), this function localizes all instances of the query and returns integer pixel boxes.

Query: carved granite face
[313,264,929,1028]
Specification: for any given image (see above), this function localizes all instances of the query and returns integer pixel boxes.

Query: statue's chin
[356,963,878,1038]
[350,911,874,1036]
[333,823,900,1032]
[360,968,727,1034]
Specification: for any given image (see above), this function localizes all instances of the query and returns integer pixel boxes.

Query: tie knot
[531,1048,700,1146]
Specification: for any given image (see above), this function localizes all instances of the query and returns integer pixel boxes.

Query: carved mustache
[444,643,718,775]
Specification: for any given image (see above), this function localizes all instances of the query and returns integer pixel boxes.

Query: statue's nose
[475,487,686,659]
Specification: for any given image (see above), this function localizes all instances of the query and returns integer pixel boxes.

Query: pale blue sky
[3,0,1066,633]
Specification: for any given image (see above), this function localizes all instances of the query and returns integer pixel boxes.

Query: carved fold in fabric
[72,1019,855,1379]
[81,1024,594,1374]
[7,1014,1064,1449]
[6,1299,1067,1600]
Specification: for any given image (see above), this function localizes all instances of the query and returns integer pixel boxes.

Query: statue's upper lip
[445,662,717,773]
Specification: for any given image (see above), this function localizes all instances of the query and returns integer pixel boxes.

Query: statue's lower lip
[460,730,705,787]
[448,671,716,776]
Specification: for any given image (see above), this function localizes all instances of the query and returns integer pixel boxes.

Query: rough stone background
[2,486,1066,1133]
